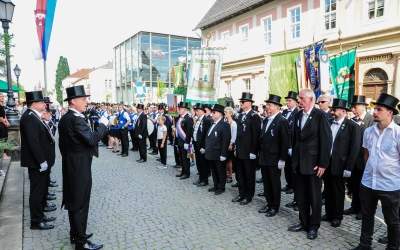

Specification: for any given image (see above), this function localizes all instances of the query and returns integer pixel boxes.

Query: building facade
[196,0,400,104]
[114,31,201,104]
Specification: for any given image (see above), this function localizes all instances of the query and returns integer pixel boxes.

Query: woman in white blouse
[224,107,237,184]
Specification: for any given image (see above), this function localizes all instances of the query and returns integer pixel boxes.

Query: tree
[55,56,70,104]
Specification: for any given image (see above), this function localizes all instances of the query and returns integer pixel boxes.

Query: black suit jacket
[258,113,289,167]
[176,113,194,146]
[205,120,231,161]
[20,109,55,170]
[195,115,212,149]
[282,107,299,148]
[329,118,361,176]
[236,110,262,159]
[292,108,332,175]
[134,112,148,138]
[352,112,374,170]
[58,109,107,211]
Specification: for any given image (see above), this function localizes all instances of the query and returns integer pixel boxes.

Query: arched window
[363,68,388,100]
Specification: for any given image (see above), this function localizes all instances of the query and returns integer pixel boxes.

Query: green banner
[269,50,299,103]
[157,79,166,98]
[329,49,356,106]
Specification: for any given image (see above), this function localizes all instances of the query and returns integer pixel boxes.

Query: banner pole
[43,59,48,96]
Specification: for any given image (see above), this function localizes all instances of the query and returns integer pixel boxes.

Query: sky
[11,0,215,92]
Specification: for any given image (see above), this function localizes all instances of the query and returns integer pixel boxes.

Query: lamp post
[13,63,20,103]
[0,0,18,127]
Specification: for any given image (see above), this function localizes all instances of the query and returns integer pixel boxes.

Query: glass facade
[114,31,200,103]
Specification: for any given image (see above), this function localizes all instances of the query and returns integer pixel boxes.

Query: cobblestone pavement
[23,144,387,250]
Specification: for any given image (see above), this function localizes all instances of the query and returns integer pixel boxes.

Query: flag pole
[43,59,48,96]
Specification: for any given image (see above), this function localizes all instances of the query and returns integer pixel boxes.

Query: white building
[196,0,400,104]
[62,62,115,103]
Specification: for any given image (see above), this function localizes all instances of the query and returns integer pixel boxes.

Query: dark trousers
[349,167,364,212]
[173,143,182,166]
[178,144,190,176]
[68,197,90,246]
[129,130,138,150]
[295,173,322,230]
[138,137,147,161]
[209,160,226,191]
[261,166,281,210]
[149,130,157,152]
[324,173,345,221]
[101,130,108,146]
[119,128,129,155]
[236,158,256,200]
[157,139,167,165]
[28,168,48,224]
[194,142,209,183]
[284,157,294,189]
[359,185,400,249]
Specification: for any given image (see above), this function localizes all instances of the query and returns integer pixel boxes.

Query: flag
[157,79,166,98]
[135,79,146,99]
[35,0,57,60]
[304,41,324,98]
[319,48,331,93]
[268,50,299,104]
[329,49,356,106]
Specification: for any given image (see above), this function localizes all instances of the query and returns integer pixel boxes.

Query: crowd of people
[19,84,400,250]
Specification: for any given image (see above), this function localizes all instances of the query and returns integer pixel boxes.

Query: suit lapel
[301,109,315,131]
[265,115,279,135]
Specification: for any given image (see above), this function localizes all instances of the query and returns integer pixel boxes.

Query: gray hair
[299,89,316,102]
[224,106,235,116]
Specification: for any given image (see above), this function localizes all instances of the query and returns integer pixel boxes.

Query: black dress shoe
[256,178,263,183]
[70,233,93,244]
[258,206,270,213]
[214,189,225,195]
[343,207,356,215]
[176,173,183,177]
[49,182,58,187]
[173,165,181,169]
[285,201,296,208]
[43,206,57,212]
[47,195,56,201]
[30,222,54,230]
[180,175,190,180]
[307,229,318,240]
[266,209,278,217]
[121,154,128,157]
[48,192,56,196]
[240,199,252,205]
[285,188,294,194]
[136,159,146,163]
[208,187,216,192]
[288,223,305,232]
[42,216,56,222]
[197,182,208,187]
[50,180,57,185]
[281,186,290,192]
[356,213,362,220]
[193,180,201,185]
[257,192,265,197]
[293,204,299,211]
[76,240,103,250]
[226,177,233,183]
[378,236,388,244]
[351,246,372,250]
[232,196,244,202]
[156,158,161,162]
[331,219,341,227]
[321,214,331,222]
[231,183,239,188]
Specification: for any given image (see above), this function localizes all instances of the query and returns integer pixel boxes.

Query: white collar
[69,108,85,118]
[303,107,314,116]
[359,111,367,120]
[213,117,222,124]
[30,108,42,118]
[373,120,397,134]
[333,116,346,125]
[267,112,279,121]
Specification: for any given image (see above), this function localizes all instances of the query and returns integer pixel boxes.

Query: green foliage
[0,139,17,155]
[55,56,70,104]
[173,86,187,97]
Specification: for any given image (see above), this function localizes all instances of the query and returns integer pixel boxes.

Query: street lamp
[0,0,18,127]
[13,63,20,103]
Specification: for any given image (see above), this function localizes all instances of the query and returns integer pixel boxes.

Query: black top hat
[64,85,90,101]
[351,95,368,106]
[26,91,45,104]
[211,104,225,114]
[225,100,235,108]
[239,92,254,103]
[372,93,399,115]
[203,104,212,110]
[265,94,282,106]
[252,105,259,112]
[44,97,52,104]
[193,103,203,110]
[331,98,350,111]
[178,102,190,109]
[158,103,166,110]
[285,91,298,101]
[136,103,145,110]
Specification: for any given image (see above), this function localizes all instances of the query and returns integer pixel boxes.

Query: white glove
[220,156,226,162]
[184,143,189,150]
[138,134,143,139]
[288,148,292,156]
[200,148,205,154]
[99,116,109,126]
[39,161,48,172]
[278,160,285,170]
[249,153,256,160]
[343,170,352,178]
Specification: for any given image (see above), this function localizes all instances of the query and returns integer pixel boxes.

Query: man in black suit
[258,94,289,217]
[58,85,108,250]
[193,103,212,186]
[281,91,299,197]
[175,102,194,179]
[288,89,332,240]
[134,104,147,163]
[21,91,56,230]
[345,95,374,220]
[232,92,262,205]
[323,99,361,228]
[204,104,231,195]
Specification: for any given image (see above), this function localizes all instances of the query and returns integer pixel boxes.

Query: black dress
[0,105,8,140]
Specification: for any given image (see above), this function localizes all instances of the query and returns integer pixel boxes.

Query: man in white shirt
[353,93,400,250]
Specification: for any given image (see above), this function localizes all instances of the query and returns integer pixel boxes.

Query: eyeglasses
[318,101,328,104]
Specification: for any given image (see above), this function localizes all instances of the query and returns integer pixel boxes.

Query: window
[240,25,249,41]
[225,80,232,97]
[222,31,230,41]
[368,0,384,19]
[262,17,272,46]
[105,80,108,88]
[289,6,301,39]
[244,78,251,91]
[324,0,336,30]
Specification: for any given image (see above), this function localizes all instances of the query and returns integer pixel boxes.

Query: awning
[0,79,20,93]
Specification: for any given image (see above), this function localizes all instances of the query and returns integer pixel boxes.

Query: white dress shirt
[265,112,279,133]
[229,120,237,144]
[362,121,400,191]
[330,117,345,154]
[208,118,222,136]
[193,115,204,142]
[301,108,313,130]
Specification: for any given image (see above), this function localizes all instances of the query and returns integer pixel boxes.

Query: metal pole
[16,76,19,103]
[43,59,48,96]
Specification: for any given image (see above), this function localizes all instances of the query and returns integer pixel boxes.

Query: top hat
[285,91,298,101]
[64,85,90,101]
[178,102,190,109]
[26,91,45,104]
[239,92,254,103]
[44,97,52,104]
[193,103,204,111]
[331,98,350,111]
[203,104,212,110]
[225,100,235,108]
[351,95,368,106]
[158,103,166,110]
[211,104,225,114]
[372,93,399,115]
[136,103,145,110]
[265,94,282,106]
[252,105,259,112]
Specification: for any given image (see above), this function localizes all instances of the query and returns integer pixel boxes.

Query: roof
[195,0,273,30]
[68,68,94,79]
